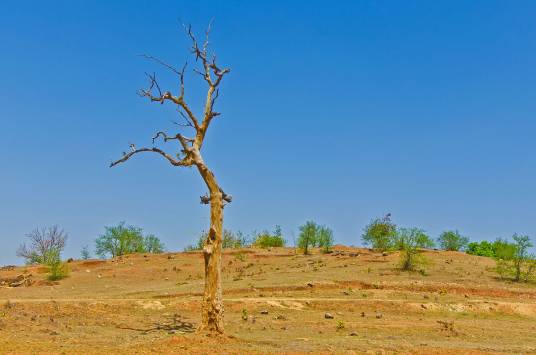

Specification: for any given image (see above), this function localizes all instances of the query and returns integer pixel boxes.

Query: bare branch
[17,226,67,264]
[139,54,182,76]
[152,131,194,149]
[110,147,192,168]
[138,82,200,130]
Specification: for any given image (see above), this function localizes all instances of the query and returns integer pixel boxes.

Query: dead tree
[17,225,67,264]
[110,23,231,333]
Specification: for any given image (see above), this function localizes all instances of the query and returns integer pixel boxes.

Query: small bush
[361,214,396,252]
[143,235,165,254]
[495,234,535,282]
[466,240,495,257]
[45,249,69,281]
[298,221,318,254]
[395,227,434,271]
[466,238,516,259]
[80,245,91,260]
[437,230,469,251]
[95,222,165,258]
[185,229,250,251]
[254,233,285,248]
[297,222,335,254]
[317,226,334,253]
[223,230,250,249]
[253,226,285,248]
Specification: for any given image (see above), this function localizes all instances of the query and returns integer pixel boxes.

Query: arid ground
[1,247,535,354]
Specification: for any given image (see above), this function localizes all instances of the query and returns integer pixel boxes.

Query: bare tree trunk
[198,164,225,333]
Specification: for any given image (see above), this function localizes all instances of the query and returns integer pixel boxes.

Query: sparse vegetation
[298,221,318,254]
[317,225,334,253]
[95,222,165,258]
[17,226,67,265]
[223,230,249,249]
[44,248,69,281]
[253,226,285,248]
[185,229,250,251]
[466,240,496,257]
[437,230,469,251]
[361,214,397,252]
[395,227,434,271]
[466,238,516,258]
[495,234,535,282]
[80,245,91,260]
[297,221,334,254]
[143,235,165,254]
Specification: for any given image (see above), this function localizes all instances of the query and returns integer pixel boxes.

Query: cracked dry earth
[1,247,535,354]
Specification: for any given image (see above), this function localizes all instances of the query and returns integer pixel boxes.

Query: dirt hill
[1,247,535,354]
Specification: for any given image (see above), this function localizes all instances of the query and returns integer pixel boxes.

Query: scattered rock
[260,310,269,315]
[382,252,389,257]
[375,312,383,319]
[350,331,358,336]
[360,312,365,317]
[421,304,427,309]
[67,258,74,263]
[307,282,314,287]
[325,313,334,319]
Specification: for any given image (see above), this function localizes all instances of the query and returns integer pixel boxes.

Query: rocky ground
[1,247,535,354]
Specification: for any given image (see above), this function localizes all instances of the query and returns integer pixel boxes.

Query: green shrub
[466,240,495,257]
[80,245,91,260]
[467,235,535,282]
[254,233,285,248]
[296,222,335,254]
[185,229,250,251]
[223,230,249,249]
[317,226,334,253]
[466,238,516,259]
[143,235,165,254]
[252,226,285,248]
[45,249,69,281]
[95,222,165,258]
[298,221,318,254]
[361,214,397,252]
[495,234,535,282]
[493,238,516,260]
[437,230,469,251]
[395,227,434,271]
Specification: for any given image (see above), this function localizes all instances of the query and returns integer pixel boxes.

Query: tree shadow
[117,314,195,335]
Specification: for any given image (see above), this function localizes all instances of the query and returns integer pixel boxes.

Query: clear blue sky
[1,1,535,264]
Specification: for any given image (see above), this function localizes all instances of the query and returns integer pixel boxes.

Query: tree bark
[197,162,225,333]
